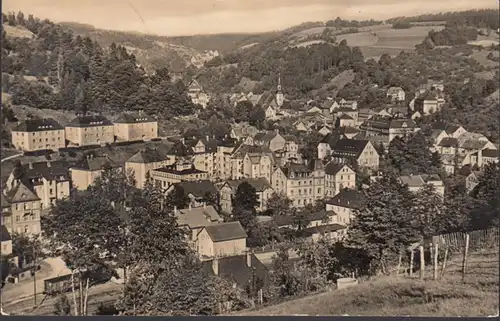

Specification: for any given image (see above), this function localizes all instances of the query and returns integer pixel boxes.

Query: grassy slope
[236,249,499,317]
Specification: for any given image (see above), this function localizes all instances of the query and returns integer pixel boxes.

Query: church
[264,75,286,120]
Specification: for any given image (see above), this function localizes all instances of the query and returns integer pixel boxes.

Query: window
[24,225,29,233]
[16,215,20,222]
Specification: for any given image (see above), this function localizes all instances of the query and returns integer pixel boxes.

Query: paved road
[1,153,22,163]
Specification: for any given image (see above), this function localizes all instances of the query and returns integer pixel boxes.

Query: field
[236,245,499,317]
[3,24,34,38]
[292,24,446,59]
[470,50,500,69]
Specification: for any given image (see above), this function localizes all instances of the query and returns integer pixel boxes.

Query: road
[1,257,71,306]
[1,153,22,163]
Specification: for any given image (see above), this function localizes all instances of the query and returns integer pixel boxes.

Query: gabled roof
[67,115,113,128]
[12,118,63,132]
[188,79,203,92]
[19,160,71,182]
[126,148,170,163]
[399,175,426,187]
[320,132,346,149]
[338,114,354,120]
[201,253,270,290]
[174,180,218,198]
[253,131,280,143]
[280,159,324,178]
[71,155,119,171]
[114,112,155,124]
[5,181,40,203]
[326,188,363,209]
[460,140,488,150]
[222,178,272,193]
[438,137,458,147]
[1,193,10,208]
[203,221,248,242]
[154,164,206,176]
[1,225,11,242]
[332,139,370,157]
[325,162,352,175]
[175,205,221,229]
[482,149,499,158]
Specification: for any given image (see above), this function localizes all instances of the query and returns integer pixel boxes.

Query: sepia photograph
[0,0,499,318]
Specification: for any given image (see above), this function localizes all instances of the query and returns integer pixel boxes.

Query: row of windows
[15,213,38,222]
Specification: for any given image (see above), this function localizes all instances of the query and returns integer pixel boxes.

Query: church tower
[276,74,284,108]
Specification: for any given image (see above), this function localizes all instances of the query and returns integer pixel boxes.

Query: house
[336,114,356,128]
[324,162,356,197]
[166,180,219,208]
[219,178,273,213]
[265,106,277,120]
[431,123,467,139]
[386,87,406,102]
[253,130,286,152]
[125,148,172,189]
[478,149,499,167]
[230,124,259,141]
[465,171,482,194]
[413,90,445,115]
[187,79,210,108]
[1,225,13,256]
[334,107,359,125]
[5,160,71,210]
[187,136,219,178]
[334,126,360,139]
[113,111,158,142]
[399,174,445,197]
[11,118,65,152]
[1,194,12,231]
[317,131,348,160]
[70,154,121,191]
[231,145,273,180]
[150,162,209,190]
[359,115,420,145]
[294,120,309,132]
[271,160,326,208]
[174,204,222,250]
[436,137,458,155]
[456,132,496,155]
[201,252,270,296]
[197,221,248,259]
[2,180,43,235]
[325,188,363,225]
[302,223,347,243]
[216,139,238,181]
[65,115,114,147]
[330,139,380,171]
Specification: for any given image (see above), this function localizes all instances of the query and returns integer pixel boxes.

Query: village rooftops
[18,160,71,183]
[173,180,218,198]
[1,225,11,242]
[361,116,418,130]
[331,139,369,157]
[5,180,40,204]
[326,188,363,209]
[325,162,352,175]
[438,137,458,147]
[320,132,347,148]
[302,223,346,237]
[66,115,113,128]
[203,221,248,242]
[12,118,64,132]
[154,164,206,176]
[280,160,324,177]
[174,205,221,229]
[399,174,442,188]
[338,114,354,120]
[431,123,463,135]
[224,178,271,193]
[114,112,155,124]
[126,148,170,164]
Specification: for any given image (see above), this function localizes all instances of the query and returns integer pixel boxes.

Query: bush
[54,294,71,316]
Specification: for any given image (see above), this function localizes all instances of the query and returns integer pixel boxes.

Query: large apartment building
[359,115,419,145]
[113,111,158,142]
[150,161,209,190]
[125,148,173,189]
[11,118,66,152]
[65,115,114,147]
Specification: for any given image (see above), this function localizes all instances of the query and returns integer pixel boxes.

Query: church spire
[277,73,282,92]
[276,73,284,108]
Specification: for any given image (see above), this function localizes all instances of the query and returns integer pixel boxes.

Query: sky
[4,0,497,36]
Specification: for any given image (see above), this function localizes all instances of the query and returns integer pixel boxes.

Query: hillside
[236,249,499,317]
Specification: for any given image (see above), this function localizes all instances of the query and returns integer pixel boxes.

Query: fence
[432,227,500,254]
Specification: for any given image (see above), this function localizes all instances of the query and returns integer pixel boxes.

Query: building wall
[65,125,114,146]
[213,238,247,257]
[70,169,104,191]
[268,135,286,152]
[357,142,380,171]
[114,122,158,142]
[325,167,356,197]
[151,170,209,190]
[1,239,13,256]
[216,146,234,180]
[8,200,42,235]
[317,142,332,160]
[220,186,233,213]
[283,169,325,208]
[12,129,66,152]
[325,204,353,225]
[126,159,172,189]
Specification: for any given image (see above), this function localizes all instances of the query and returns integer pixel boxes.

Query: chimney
[203,203,207,209]
[246,250,252,268]
[189,203,192,211]
[47,161,51,168]
[206,135,209,142]
[212,257,219,275]
[174,206,177,214]
[28,162,33,169]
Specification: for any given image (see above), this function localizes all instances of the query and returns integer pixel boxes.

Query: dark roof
[168,140,194,157]
[114,112,155,124]
[273,215,295,227]
[325,162,351,175]
[203,221,247,242]
[175,180,218,198]
[431,122,462,134]
[280,160,324,178]
[20,160,71,182]
[67,115,113,127]
[201,253,270,290]
[438,137,458,147]
[254,130,280,143]
[302,223,346,236]
[1,193,10,208]
[71,155,120,171]
[223,178,272,193]
[332,139,369,157]
[126,148,170,163]
[320,132,346,148]
[1,225,12,242]
[154,164,206,176]
[338,114,354,120]
[336,126,360,135]
[5,180,40,203]
[326,188,363,209]
[12,118,63,132]
[482,149,499,158]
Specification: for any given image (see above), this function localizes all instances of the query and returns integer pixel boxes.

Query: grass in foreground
[237,274,498,317]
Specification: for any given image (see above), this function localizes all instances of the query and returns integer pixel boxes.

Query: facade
[330,139,380,171]
[325,189,363,225]
[150,162,208,190]
[5,160,71,210]
[11,118,65,152]
[219,178,273,213]
[414,90,445,115]
[125,148,173,189]
[271,160,325,208]
[70,154,120,191]
[253,130,286,152]
[197,221,248,259]
[187,79,210,108]
[324,163,356,197]
[336,114,356,128]
[386,87,406,102]
[3,180,43,235]
[65,115,114,147]
[113,112,158,142]
[399,174,445,197]
[359,116,420,145]
[174,204,222,251]
[231,145,275,181]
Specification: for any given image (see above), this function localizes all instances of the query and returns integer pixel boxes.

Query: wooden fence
[431,227,500,254]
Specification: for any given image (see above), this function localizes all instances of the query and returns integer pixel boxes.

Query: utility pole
[31,244,37,307]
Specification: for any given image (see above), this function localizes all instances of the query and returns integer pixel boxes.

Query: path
[1,257,71,306]
[1,153,22,163]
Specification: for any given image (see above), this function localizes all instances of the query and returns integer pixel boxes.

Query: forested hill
[1,12,198,119]
[386,9,500,29]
